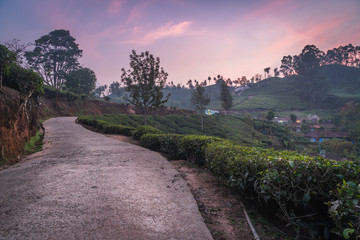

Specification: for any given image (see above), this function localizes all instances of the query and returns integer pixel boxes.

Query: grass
[24,130,43,154]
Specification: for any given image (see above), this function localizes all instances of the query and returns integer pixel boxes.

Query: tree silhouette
[280,55,294,77]
[25,29,82,89]
[293,45,327,106]
[65,67,96,95]
[264,67,271,79]
[121,50,169,124]
[191,82,210,131]
[220,81,233,115]
[266,110,275,122]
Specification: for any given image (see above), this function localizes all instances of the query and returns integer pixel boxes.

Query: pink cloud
[122,21,193,45]
[108,0,124,16]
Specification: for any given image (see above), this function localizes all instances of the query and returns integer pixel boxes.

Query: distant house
[234,86,249,92]
[205,109,219,115]
[273,117,290,125]
[305,131,348,142]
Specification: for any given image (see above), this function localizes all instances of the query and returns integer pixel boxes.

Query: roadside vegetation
[78,113,360,239]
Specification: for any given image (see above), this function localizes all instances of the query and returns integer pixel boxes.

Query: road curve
[0,117,213,240]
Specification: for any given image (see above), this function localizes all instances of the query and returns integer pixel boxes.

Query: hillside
[162,64,360,114]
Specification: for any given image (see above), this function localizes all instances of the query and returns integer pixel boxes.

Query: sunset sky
[1,0,360,86]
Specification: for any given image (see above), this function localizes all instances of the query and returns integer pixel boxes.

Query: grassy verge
[24,130,44,154]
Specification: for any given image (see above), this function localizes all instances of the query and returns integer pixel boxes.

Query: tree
[121,50,169,124]
[293,45,327,106]
[280,55,294,77]
[273,67,280,77]
[0,44,16,89]
[25,29,82,89]
[109,81,123,97]
[64,67,96,95]
[191,82,210,131]
[94,85,107,98]
[5,38,32,67]
[220,81,233,115]
[290,113,297,123]
[266,110,275,122]
[264,67,270,79]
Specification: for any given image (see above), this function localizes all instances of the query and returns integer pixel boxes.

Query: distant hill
[108,64,360,113]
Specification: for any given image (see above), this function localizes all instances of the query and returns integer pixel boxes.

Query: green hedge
[140,133,185,159]
[77,116,135,136]
[205,142,360,238]
[132,125,163,140]
[178,135,229,165]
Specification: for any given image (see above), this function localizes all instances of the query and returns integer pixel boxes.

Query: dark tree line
[280,44,360,77]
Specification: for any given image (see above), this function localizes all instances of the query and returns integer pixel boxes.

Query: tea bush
[132,125,163,140]
[178,135,228,165]
[77,116,135,136]
[205,142,360,238]
[140,133,185,159]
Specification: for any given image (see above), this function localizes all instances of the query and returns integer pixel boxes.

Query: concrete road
[0,117,213,240]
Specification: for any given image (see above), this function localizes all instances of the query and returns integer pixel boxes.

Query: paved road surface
[0,117,213,240]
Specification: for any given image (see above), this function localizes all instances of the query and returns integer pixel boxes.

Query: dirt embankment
[38,95,195,119]
[0,86,38,164]
[38,96,129,118]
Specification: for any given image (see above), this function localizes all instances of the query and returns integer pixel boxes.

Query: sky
[1,0,360,86]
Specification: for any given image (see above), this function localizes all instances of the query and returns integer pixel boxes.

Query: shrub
[140,133,185,159]
[102,124,134,136]
[140,134,163,151]
[205,142,360,238]
[132,125,163,140]
[328,180,360,239]
[322,139,355,156]
[178,135,228,165]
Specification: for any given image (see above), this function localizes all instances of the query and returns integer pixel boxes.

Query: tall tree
[191,82,210,131]
[280,55,294,77]
[25,29,82,89]
[266,110,275,122]
[293,45,327,106]
[109,81,124,97]
[273,67,280,77]
[220,81,233,115]
[264,67,271,79]
[94,85,107,98]
[64,67,96,95]
[121,50,169,124]
[0,44,16,89]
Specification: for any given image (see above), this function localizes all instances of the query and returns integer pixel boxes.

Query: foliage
[24,130,43,154]
[140,133,185,159]
[191,83,210,113]
[328,180,360,239]
[65,67,96,95]
[265,110,275,122]
[290,113,297,123]
[0,44,16,89]
[251,119,297,149]
[132,125,163,140]
[220,81,233,114]
[109,81,124,97]
[5,63,44,97]
[121,50,169,124]
[205,142,360,238]
[78,114,272,147]
[25,29,82,89]
[322,139,355,157]
[293,45,328,106]
[93,84,107,98]
[43,85,79,101]
[177,135,227,165]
